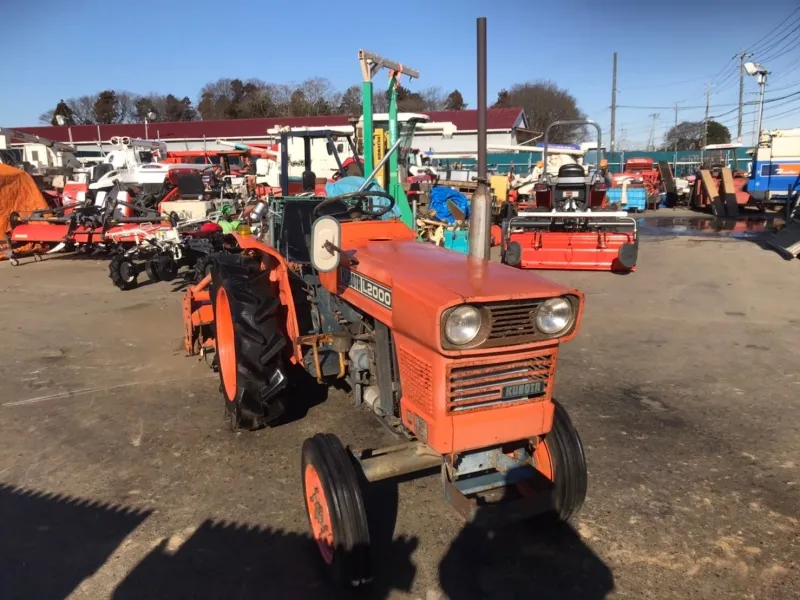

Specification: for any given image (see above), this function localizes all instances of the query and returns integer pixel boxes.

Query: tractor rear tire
[301,433,371,586]
[156,255,178,282]
[210,255,287,429]
[533,400,587,522]
[109,255,138,290]
[193,254,216,283]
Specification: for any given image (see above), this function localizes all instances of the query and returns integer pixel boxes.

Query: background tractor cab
[501,119,638,272]
[533,122,608,212]
[89,137,210,194]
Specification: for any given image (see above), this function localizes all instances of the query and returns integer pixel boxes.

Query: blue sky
[4,0,800,149]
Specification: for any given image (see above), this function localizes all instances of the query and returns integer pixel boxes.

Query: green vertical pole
[361,82,374,174]
[388,77,413,228]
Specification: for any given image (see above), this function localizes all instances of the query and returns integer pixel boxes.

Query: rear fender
[233,233,302,363]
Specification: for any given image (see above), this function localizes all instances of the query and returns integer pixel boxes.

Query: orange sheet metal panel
[395,332,560,455]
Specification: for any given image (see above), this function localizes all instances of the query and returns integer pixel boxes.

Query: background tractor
[501,120,638,272]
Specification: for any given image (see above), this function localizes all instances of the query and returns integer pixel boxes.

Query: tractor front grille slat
[446,354,554,413]
[397,349,434,416]
[484,299,542,343]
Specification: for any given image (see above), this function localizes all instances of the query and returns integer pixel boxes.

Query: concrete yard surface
[0,232,798,599]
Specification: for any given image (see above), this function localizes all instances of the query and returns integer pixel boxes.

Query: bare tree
[419,86,447,111]
[493,80,587,144]
[69,95,99,125]
[115,91,138,123]
[197,78,235,120]
[296,78,336,115]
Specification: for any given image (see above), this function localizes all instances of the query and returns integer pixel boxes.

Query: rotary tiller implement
[107,221,226,291]
[6,169,204,260]
[7,184,171,257]
[501,120,638,273]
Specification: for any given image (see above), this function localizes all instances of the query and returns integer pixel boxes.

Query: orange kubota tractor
[183,185,588,584]
[183,39,589,584]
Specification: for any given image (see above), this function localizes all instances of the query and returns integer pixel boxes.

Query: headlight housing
[535,297,574,335]
[444,305,482,345]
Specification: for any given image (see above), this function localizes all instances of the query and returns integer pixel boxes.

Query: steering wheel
[312,190,396,220]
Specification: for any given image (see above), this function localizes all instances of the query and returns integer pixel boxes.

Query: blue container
[443,229,470,254]
[606,187,647,212]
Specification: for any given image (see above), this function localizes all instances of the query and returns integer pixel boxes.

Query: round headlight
[444,305,482,345]
[535,297,574,335]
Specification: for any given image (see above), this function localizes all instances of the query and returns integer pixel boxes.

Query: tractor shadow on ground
[439,517,615,600]
[0,482,153,600]
[0,480,416,600]
[112,478,415,600]
[272,364,332,426]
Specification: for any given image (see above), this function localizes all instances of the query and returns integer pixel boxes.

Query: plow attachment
[183,274,216,357]
[502,211,638,272]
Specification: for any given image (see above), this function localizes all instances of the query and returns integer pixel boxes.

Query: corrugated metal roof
[12,108,525,143]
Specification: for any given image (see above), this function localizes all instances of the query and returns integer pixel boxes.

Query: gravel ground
[0,225,797,599]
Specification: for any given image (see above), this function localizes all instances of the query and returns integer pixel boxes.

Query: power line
[751,13,800,58]
[763,79,800,93]
[764,105,800,120]
[747,6,800,54]
[759,27,800,63]
[617,74,711,93]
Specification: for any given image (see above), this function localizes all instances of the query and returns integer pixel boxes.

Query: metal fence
[434,148,753,177]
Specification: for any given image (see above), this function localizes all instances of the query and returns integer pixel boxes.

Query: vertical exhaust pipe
[469,17,491,260]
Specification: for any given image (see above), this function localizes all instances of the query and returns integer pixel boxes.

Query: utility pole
[673,102,679,170]
[610,52,617,153]
[754,68,768,147]
[702,83,710,164]
[647,113,659,151]
[736,50,752,141]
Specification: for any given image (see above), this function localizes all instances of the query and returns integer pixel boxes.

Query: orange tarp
[0,164,49,259]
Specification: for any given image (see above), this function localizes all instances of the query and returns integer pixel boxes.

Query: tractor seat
[302,170,316,193]
[557,163,587,182]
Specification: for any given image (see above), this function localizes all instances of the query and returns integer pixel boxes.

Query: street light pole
[744,62,768,146]
[754,71,768,146]
[144,111,156,139]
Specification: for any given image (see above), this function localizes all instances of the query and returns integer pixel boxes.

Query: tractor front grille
[446,351,555,414]
[484,299,543,346]
[397,349,434,416]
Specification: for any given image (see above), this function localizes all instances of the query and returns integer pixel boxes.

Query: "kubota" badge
[342,269,392,310]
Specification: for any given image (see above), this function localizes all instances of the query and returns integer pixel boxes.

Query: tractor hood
[350,238,574,305]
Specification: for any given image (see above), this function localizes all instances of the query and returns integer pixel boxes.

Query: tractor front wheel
[533,400,588,522]
[301,433,371,586]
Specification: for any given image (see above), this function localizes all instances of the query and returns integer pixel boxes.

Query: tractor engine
[305,284,402,429]
[347,321,400,426]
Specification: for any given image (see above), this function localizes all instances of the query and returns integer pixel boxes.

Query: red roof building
[12,108,527,146]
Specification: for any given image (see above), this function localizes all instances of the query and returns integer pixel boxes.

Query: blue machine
[443,229,470,254]
[744,131,800,207]
[606,187,647,212]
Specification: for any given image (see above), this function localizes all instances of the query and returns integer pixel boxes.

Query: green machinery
[358,50,420,229]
